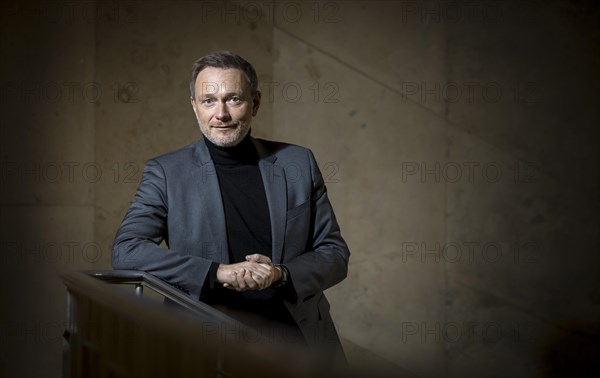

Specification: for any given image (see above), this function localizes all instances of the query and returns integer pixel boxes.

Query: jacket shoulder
[254,138,313,159]
[148,141,199,166]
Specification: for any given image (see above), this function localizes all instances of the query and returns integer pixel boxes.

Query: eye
[201,98,216,105]
[228,96,242,104]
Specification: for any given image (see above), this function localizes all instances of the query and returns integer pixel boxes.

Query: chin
[207,131,247,147]
[199,123,250,147]
[213,138,241,147]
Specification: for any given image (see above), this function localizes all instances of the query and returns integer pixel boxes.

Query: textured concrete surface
[1,1,599,377]
[0,2,98,376]
[272,28,448,375]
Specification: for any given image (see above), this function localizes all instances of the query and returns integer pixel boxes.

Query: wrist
[216,264,227,284]
[274,265,283,282]
[273,265,288,288]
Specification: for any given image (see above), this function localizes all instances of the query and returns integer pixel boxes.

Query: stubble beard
[199,121,251,147]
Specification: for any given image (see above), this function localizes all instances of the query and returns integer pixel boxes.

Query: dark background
[1,1,599,377]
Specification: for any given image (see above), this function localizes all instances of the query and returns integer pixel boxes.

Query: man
[112,51,350,367]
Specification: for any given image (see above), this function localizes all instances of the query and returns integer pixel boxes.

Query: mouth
[211,124,237,129]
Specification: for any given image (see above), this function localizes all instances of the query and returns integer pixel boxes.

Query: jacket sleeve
[111,158,213,299]
[283,150,350,303]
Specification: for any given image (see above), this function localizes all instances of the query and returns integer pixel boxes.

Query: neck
[203,133,258,166]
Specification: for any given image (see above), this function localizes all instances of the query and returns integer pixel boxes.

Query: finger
[235,270,248,292]
[246,261,272,276]
[254,271,272,289]
[250,271,267,289]
[239,262,271,279]
[243,269,259,290]
[250,270,269,289]
[226,271,240,288]
[254,265,272,278]
[245,253,261,262]
[258,263,274,274]
[245,254,272,265]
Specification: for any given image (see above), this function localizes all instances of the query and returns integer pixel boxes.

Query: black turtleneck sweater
[204,134,273,265]
[201,134,296,323]
[200,133,303,341]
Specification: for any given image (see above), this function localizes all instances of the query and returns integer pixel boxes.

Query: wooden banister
[60,270,307,378]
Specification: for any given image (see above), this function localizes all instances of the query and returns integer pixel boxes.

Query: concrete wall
[2,1,598,377]
[1,2,97,375]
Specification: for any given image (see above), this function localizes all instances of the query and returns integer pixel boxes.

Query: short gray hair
[189,51,258,98]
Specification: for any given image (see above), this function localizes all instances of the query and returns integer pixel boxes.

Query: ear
[190,96,198,114]
[252,90,261,116]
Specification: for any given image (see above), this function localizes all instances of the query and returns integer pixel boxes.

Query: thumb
[246,253,269,263]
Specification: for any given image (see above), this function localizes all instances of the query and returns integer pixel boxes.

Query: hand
[216,254,282,291]
[245,254,282,286]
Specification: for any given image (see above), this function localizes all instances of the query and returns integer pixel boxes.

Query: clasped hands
[216,253,282,292]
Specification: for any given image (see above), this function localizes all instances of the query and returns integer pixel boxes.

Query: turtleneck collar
[203,131,259,166]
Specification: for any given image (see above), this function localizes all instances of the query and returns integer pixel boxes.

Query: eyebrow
[200,91,243,98]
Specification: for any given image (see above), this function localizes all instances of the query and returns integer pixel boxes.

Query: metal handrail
[84,269,245,326]
[60,269,293,378]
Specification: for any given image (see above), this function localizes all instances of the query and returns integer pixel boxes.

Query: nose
[215,101,231,122]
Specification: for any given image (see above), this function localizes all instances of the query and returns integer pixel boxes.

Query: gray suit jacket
[112,137,350,347]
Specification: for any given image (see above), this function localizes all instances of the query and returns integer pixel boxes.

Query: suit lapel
[254,138,287,264]
[192,137,287,264]
[192,140,229,263]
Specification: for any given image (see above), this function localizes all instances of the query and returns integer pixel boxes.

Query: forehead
[195,67,248,94]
